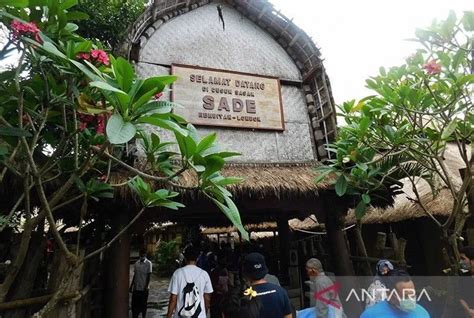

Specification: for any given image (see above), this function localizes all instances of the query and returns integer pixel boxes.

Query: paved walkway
[129,265,170,317]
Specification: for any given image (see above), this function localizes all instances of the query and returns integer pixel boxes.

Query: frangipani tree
[0,0,246,313]
[317,11,473,270]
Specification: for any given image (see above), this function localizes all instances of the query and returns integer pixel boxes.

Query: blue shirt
[253,282,292,318]
[361,300,430,318]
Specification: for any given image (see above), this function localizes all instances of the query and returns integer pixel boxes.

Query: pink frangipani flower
[423,60,442,75]
[11,20,42,43]
[90,49,109,66]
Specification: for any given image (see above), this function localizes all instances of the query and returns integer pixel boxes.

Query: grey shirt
[133,258,152,291]
[264,273,281,286]
[308,273,345,318]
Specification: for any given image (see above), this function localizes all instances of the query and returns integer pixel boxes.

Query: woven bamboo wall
[122,0,337,161]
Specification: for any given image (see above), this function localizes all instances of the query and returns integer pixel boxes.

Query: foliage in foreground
[0,0,247,313]
[317,11,473,269]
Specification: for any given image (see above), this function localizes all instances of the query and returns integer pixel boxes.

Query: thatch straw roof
[112,161,330,203]
[201,214,320,234]
[346,143,470,224]
[195,162,329,199]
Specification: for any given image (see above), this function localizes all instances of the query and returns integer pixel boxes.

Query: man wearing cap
[242,252,293,318]
[305,258,345,318]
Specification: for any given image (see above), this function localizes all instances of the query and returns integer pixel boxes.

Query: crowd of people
[129,243,474,318]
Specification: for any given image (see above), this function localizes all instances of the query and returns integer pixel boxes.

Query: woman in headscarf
[365,259,394,308]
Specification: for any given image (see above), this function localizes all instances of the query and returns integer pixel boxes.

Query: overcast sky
[270,0,472,105]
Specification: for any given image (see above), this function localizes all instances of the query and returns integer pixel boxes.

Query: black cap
[243,252,268,280]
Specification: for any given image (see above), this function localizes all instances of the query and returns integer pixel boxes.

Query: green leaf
[69,59,101,81]
[40,41,67,59]
[114,57,135,92]
[60,0,77,10]
[156,200,185,210]
[138,116,188,136]
[384,125,396,141]
[196,133,217,155]
[135,101,174,117]
[359,117,370,134]
[139,76,177,96]
[315,169,333,184]
[89,81,126,95]
[174,133,195,159]
[64,22,78,33]
[66,11,89,21]
[212,176,243,186]
[441,120,457,140]
[458,74,474,86]
[193,165,206,172]
[462,11,474,31]
[361,194,371,204]
[0,127,32,137]
[202,156,225,180]
[335,174,348,197]
[451,50,465,70]
[210,195,248,241]
[355,200,367,219]
[0,0,28,7]
[106,114,136,144]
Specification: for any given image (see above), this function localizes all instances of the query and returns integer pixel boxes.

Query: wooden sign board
[171,64,284,131]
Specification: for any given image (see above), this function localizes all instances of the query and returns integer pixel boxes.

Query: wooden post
[374,232,387,258]
[396,238,407,269]
[104,209,130,318]
[277,215,290,285]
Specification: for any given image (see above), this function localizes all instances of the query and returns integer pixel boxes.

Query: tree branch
[82,206,146,262]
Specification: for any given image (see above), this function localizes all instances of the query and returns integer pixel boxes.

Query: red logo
[314,282,341,309]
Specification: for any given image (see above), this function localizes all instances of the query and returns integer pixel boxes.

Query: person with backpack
[242,252,293,318]
[166,245,213,318]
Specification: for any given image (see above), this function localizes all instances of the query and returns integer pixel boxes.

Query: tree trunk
[4,233,46,318]
[323,194,354,276]
[104,209,130,318]
[353,224,372,275]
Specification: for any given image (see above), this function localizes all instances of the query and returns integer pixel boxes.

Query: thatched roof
[201,214,320,234]
[181,162,329,199]
[113,161,330,203]
[346,143,471,224]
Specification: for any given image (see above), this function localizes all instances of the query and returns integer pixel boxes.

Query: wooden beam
[277,215,290,285]
[104,209,130,318]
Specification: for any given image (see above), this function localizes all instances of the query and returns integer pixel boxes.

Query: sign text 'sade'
[171,64,284,131]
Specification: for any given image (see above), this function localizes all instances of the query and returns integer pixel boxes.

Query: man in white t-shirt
[166,245,213,318]
[130,248,152,318]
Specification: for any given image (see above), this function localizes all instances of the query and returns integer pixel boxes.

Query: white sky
[270,0,472,105]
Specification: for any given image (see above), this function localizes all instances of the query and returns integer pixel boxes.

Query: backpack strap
[182,266,204,284]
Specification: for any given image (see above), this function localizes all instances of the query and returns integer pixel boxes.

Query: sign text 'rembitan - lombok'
[171,64,284,130]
